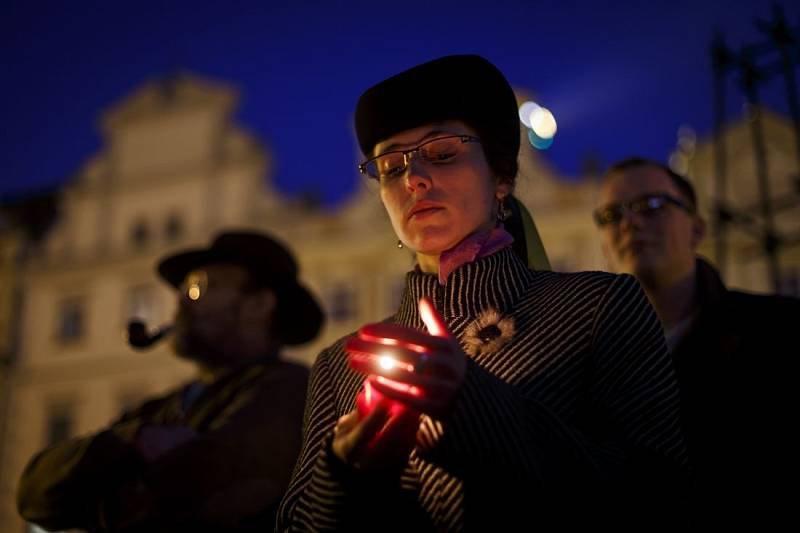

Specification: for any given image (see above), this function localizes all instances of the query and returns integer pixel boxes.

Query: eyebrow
[376,127,452,155]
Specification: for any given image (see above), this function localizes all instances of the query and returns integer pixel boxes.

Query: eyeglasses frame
[593,193,696,227]
[358,134,481,181]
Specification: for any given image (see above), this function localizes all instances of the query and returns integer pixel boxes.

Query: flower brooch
[463,308,515,357]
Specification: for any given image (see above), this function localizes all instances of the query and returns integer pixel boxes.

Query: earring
[497,198,512,221]
[397,240,404,249]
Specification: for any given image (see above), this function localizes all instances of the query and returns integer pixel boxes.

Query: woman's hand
[345,297,467,418]
[332,402,417,472]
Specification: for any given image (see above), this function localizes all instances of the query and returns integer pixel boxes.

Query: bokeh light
[528,129,554,150]
[518,101,540,128]
[378,355,396,371]
[530,107,557,139]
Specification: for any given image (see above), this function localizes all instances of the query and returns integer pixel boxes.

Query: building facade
[0,73,440,533]
[685,108,800,294]
[1,74,797,532]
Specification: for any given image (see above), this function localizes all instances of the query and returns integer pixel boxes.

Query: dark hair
[479,133,519,186]
[603,157,697,210]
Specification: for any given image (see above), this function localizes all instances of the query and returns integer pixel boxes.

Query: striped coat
[277,247,688,531]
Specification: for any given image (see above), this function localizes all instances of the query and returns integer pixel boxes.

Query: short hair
[603,157,697,210]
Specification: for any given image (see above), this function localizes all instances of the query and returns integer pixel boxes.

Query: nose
[618,209,643,232]
[404,158,432,193]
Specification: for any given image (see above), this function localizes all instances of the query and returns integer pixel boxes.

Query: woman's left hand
[345,297,467,418]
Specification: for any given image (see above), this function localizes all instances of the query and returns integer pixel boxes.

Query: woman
[277,55,687,531]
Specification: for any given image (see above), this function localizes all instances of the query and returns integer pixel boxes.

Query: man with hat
[17,231,324,532]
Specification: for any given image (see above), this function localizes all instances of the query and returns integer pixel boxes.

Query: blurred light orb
[530,107,557,139]
[528,129,553,150]
[518,101,540,128]
[188,285,201,300]
[669,152,688,175]
[378,355,396,371]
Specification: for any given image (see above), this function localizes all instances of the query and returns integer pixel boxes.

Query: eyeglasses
[593,193,695,226]
[358,135,481,182]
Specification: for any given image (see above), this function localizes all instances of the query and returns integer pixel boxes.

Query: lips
[620,239,651,256]
[406,201,443,221]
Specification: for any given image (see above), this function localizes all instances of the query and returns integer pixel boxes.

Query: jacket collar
[694,256,728,311]
[395,246,534,327]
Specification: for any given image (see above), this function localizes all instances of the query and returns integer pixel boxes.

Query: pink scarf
[437,225,514,284]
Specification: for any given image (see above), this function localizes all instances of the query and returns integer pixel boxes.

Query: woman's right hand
[332,400,417,473]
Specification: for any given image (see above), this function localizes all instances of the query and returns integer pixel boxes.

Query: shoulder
[310,314,397,368]
[308,329,361,381]
[253,359,310,386]
[116,387,182,423]
[727,288,800,308]
[724,289,800,327]
[527,269,642,302]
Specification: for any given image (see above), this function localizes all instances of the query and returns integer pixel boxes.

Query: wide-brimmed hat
[157,231,324,345]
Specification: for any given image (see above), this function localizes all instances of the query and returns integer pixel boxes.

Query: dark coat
[278,248,689,532]
[672,258,800,530]
[17,359,309,533]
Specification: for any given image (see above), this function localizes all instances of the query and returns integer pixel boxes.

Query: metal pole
[711,33,731,275]
[741,50,781,291]
[764,6,800,192]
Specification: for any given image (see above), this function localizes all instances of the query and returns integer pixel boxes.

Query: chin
[173,334,217,365]
[408,228,468,255]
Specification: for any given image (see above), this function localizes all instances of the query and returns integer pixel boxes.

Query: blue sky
[1,0,796,207]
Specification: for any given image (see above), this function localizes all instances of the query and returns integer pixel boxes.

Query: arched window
[327,282,356,323]
[56,297,85,344]
[130,219,149,249]
[165,213,184,242]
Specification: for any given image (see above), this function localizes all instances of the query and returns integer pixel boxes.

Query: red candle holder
[355,377,419,457]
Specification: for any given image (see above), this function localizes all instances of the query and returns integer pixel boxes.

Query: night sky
[2,0,797,207]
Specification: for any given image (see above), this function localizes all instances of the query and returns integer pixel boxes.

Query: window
[125,284,157,326]
[130,219,149,249]
[165,213,184,242]
[779,267,800,297]
[327,283,356,323]
[45,404,73,445]
[56,297,84,344]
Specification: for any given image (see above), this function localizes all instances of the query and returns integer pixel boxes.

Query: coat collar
[395,247,534,328]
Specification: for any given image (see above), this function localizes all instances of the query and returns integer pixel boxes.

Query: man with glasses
[594,157,799,529]
[17,231,324,532]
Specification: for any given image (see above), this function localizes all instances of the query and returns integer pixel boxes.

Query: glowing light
[188,285,201,300]
[528,129,553,150]
[518,101,540,128]
[668,153,688,175]
[359,331,400,346]
[418,298,446,336]
[378,355,396,371]
[530,107,557,139]
[677,124,696,155]
[364,378,373,406]
[376,375,422,396]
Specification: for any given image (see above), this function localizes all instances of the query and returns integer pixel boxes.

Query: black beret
[355,54,520,180]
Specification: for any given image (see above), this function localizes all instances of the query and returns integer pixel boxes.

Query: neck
[414,224,513,278]
[640,266,698,329]
[416,252,440,274]
[194,342,278,385]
